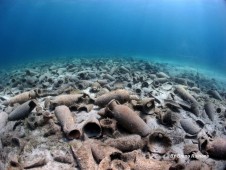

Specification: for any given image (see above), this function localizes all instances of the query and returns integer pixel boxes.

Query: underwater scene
[0,0,226,169]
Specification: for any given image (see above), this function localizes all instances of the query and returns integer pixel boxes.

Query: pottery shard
[174,85,198,105]
[133,154,172,170]
[174,77,187,85]
[107,100,151,137]
[8,100,37,121]
[90,82,101,92]
[174,86,200,116]
[3,90,37,106]
[147,129,172,154]
[54,105,81,139]
[100,118,117,134]
[105,135,144,152]
[161,82,173,91]
[133,98,155,114]
[201,138,226,160]
[98,155,130,170]
[52,151,73,164]
[180,118,201,136]
[70,141,98,170]
[50,94,84,107]
[156,72,169,78]
[185,161,211,170]
[23,157,47,169]
[204,102,215,121]
[160,110,179,126]
[207,90,222,101]
[90,139,121,163]
[183,144,199,155]
[164,99,182,111]
[0,112,8,129]
[82,117,102,138]
[95,89,130,107]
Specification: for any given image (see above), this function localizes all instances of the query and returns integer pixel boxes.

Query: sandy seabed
[0,57,226,170]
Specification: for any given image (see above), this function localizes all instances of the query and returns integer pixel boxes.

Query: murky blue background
[0,0,226,73]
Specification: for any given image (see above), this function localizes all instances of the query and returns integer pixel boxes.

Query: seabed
[0,56,226,170]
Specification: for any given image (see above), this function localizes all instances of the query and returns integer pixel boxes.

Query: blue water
[0,0,226,74]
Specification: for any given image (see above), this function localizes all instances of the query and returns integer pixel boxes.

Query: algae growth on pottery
[0,0,226,170]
